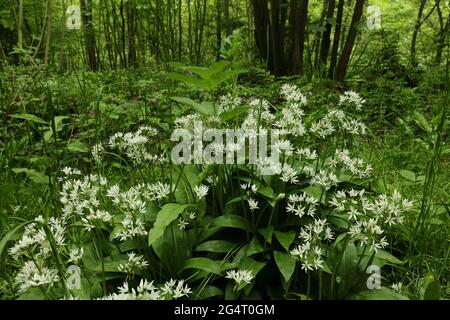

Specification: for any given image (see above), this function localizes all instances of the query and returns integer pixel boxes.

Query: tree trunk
[178,0,182,60]
[60,0,67,71]
[251,0,271,70]
[119,1,127,67]
[335,0,364,82]
[288,0,308,75]
[410,0,427,67]
[319,0,335,68]
[215,0,222,61]
[434,0,447,65]
[328,0,344,79]
[126,0,137,67]
[224,0,231,35]
[17,0,24,48]
[44,0,52,67]
[80,0,97,71]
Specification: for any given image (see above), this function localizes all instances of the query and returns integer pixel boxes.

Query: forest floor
[0,65,449,300]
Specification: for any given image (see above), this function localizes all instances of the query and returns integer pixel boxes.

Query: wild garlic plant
[7,84,413,300]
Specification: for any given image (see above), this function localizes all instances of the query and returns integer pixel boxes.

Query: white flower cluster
[106,182,172,241]
[310,108,366,139]
[334,149,373,178]
[280,84,308,106]
[15,261,60,293]
[330,189,413,251]
[60,172,108,220]
[193,184,209,200]
[241,98,275,131]
[174,113,201,130]
[218,93,242,114]
[286,193,319,218]
[118,252,149,275]
[100,279,191,300]
[339,91,366,111]
[9,215,66,260]
[275,84,307,137]
[290,219,334,272]
[279,163,299,184]
[310,169,338,190]
[225,269,254,290]
[108,126,161,165]
[68,247,84,264]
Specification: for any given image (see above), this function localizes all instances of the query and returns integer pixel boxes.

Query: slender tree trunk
[313,0,328,70]
[17,0,24,48]
[269,0,283,75]
[251,0,271,70]
[319,0,335,67]
[288,0,308,75]
[199,0,207,63]
[215,0,222,61]
[44,0,52,67]
[329,0,344,79]
[111,1,120,67]
[410,0,427,67]
[80,0,97,70]
[187,0,193,62]
[103,0,114,68]
[178,0,182,60]
[434,0,447,65]
[126,0,137,67]
[60,0,67,71]
[119,1,127,67]
[335,0,364,82]
[224,0,231,35]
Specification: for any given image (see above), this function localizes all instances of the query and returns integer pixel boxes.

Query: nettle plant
[6,82,413,300]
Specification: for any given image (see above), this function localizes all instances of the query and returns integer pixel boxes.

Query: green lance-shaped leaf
[148,204,189,247]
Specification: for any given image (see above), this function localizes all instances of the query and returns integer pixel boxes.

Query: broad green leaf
[399,170,416,182]
[171,96,215,115]
[183,257,222,275]
[258,226,274,244]
[420,272,441,300]
[258,186,275,199]
[356,247,405,265]
[195,240,235,253]
[212,214,254,232]
[220,106,252,121]
[348,289,409,300]
[43,129,53,143]
[274,251,297,282]
[196,285,223,299]
[148,204,189,247]
[54,115,70,132]
[166,72,210,90]
[12,168,49,184]
[11,113,47,125]
[68,140,89,153]
[17,287,47,300]
[274,231,297,251]
[238,257,266,277]
[300,185,322,202]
